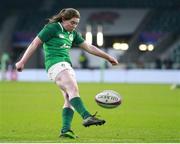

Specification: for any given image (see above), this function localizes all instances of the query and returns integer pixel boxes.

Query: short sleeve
[73,31,85,46]
[37,23,57,42]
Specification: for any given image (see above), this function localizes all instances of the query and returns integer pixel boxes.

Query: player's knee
[67,83,79,97]
[55,77,66,90]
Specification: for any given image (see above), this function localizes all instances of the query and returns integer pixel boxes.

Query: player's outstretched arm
[79,41,119,65]
[15,36,42,72]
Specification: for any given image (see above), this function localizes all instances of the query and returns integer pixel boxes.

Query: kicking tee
[38,22,84,71]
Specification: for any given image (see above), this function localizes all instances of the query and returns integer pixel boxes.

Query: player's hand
[15,61,24,72]
[108,56,119,65]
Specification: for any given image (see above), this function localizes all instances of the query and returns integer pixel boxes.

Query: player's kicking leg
[56,69,106,129]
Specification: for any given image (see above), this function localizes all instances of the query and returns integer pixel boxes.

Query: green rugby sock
[61,107,74,133]
[70,97,91,119]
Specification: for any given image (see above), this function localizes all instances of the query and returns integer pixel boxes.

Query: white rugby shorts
[47,62,75,81]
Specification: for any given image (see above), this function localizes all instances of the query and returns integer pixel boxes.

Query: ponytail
[48,8,80,24]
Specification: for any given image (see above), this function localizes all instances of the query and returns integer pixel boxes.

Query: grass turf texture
[0,82,180,142]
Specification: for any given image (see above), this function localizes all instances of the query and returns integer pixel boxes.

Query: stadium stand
[121,8,180,68]
[0,0,180,69]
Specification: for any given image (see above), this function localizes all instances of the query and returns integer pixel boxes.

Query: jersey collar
[58,22,73,34]
[58,22,64,32]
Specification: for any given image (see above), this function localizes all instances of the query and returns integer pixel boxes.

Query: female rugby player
[16,8,118,139]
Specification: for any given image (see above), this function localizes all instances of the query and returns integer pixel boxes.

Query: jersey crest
[69,34,73,41]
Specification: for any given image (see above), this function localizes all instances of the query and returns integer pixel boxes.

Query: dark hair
[48,8,80,23]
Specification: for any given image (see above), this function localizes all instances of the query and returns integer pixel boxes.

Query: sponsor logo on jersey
[59,34,65,39]
[60,44,71,49]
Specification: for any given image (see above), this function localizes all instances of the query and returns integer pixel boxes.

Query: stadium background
[0,0,180,142]
[0,0,180,82]
[0,0,180,69]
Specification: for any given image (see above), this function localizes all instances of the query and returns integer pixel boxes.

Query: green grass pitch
[0,82,180,142]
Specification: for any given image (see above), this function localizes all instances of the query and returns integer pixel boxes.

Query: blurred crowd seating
[171,45,180,64]
[0,0,180,69]
[144,10,180,33]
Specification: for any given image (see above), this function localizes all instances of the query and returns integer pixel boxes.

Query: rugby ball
[95,90,122,108]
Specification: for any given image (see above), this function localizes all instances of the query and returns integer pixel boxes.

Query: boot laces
[91,111,101,119]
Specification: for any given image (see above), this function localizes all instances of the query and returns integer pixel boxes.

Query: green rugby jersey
[38,22,84,71]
